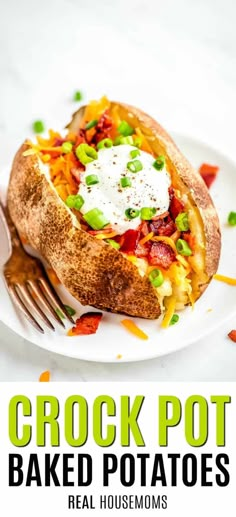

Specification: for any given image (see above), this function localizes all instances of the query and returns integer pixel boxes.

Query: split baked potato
[7,97,221,324]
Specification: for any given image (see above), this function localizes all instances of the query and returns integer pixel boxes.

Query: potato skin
[7,144,161,319]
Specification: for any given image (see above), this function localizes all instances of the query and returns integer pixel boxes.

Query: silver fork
[0,202,74,334]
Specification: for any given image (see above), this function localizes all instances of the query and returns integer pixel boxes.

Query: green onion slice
[120,177,132,188]
[127,159,143,173]
[83,208,110,230]
[75,143,98,165]
[130,149,140,159]
[153,155,166,171]
[175,212,189,232]
[125,208,140,219]
[118,120,134,136]
[74,91,83,101]
[169,314,179,326]
[65,194,84,211]
[85,174,99,186]
[140,207,156,220]
[106,239,120,250]
[64,305,76,317]
[176,238,192,256]
[32,120,45,134]
[85,119,98,130]
[55,308,66,320]
[114,136,134,146]
[62,141,73,154]
[228,211,236,226]
[97,138,113,149]
[148,269,164,288]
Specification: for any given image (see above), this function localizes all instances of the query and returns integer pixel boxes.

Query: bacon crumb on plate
[199,163,219,189]
[228,330,236,343]
[67,312,103,336]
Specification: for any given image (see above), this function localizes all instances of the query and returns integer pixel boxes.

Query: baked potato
[7,97,221,324]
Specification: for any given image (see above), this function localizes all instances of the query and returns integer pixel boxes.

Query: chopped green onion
[130,149,140,159]
[169,314,179,326]
[228,211,236,226]
[133,137,142,148]
[32,120,45,133]
[85,119,98,130]
[118,120,134,136]
[153,155,166,171]
[64,305,76,317]
[85,174,99,186]
[175,212,189,232]
[83,208,109,230]
[97,138,113,149]
[140,207,156,220]
[127,159,143,173]
[176,238,192,256]
[65,194,84,210]
[75,143,98,165]
[148,269,164,288]
[125,208,140,219]
[62,141,73,154]
[74,90,83,101]
[106,239,120,250]
[55,308,66,320]
[114,136,133,146]
[120,177,132,188]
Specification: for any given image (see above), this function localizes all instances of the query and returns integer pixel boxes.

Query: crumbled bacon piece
[228,330,236,343]
[149,241,176,269]
[68,312,103,336]
[199,163,219,189]
[169,195,184,220]
[119,229,140,254]
[150,215,176,237]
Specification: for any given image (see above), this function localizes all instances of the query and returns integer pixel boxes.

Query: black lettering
[168,454,180,486]
[182,454,197,487]
[45,454,60,486]
[137,454,149,486]
[78,454,93,486]
[103,454,117,486]
[26,454,42,486]
[120,454,135,486]
[201,454,213,486]
[151,454,167,486]
[9,454,24,486]
[216,454,230,486]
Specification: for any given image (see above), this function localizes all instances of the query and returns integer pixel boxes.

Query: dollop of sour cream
[79,145,171,234]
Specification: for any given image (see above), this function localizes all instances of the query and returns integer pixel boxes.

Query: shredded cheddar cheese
[121,319,148,340]
[213,274,236,286]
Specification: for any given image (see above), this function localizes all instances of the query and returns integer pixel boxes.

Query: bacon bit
[213,274,236,286]
[150,215,176,237]
[149,241,176,269]
[47,268,61,285]
[228,330,236,342]
[135,243,150,258]
[152,211,169,221]
[88,228,113,236]
[39,370,50,382]
[139,232,154,246]
[121,319,148,340]
[169,194,184,220]
[151,235,177,253]
[67,312,103,336]
[182,232,196,250]
[199,163,219,189]
[120,229,140,254]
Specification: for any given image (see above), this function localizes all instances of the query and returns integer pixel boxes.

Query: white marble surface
[0,0,236,381]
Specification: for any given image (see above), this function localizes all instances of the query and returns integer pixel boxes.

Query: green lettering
[65,395,88,446]
[36,396,59,446]
[211,395,231,446]
[93,395,116,446]
[185,395,208,446]
[159,396,181,446]
[121,396,145,446]
[9,395,32,446]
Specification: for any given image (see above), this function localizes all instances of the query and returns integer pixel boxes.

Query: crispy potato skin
[7,144,161,319]
[7,102,221,318]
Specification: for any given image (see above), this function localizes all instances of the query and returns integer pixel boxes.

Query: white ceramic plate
[0,134,236,362]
